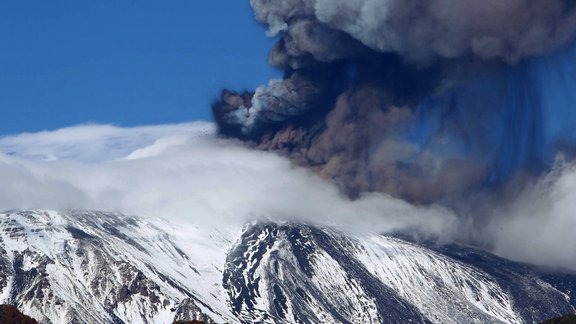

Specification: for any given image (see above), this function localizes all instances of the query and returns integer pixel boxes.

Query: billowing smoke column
[213,0,576,204]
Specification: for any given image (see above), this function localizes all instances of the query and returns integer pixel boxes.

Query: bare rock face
[173,298,215,324]
[542,314,576,324]
[0,304,39,324]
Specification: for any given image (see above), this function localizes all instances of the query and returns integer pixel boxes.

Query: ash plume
[213,0,576,205]
[252,0,576,64]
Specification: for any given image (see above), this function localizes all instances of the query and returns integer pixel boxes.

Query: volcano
[0,210,574,323]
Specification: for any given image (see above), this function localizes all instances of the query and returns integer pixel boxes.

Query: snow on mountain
[0,210,235,323]
[0,210,574,323]
[224,223,574,323]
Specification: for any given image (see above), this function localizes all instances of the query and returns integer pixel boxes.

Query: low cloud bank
[0,123,574,271]
[0,123,456,236]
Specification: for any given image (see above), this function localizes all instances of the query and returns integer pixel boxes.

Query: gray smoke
[213,0,576,205]
[217,71,328,135]
[252,0,576,64]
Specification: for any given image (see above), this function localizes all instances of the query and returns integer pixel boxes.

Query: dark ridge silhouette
[542,314,576,324]
[0,305,39,324]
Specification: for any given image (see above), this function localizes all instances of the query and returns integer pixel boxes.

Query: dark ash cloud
[213,0,576,205]
[252,0,576,64]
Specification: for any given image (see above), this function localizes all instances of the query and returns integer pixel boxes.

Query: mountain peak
[0,210,574,323]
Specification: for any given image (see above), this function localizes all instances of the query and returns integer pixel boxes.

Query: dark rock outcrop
[0,305,38,324]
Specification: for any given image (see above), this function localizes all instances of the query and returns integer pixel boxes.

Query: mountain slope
[224,223,574,323]
[0,210,234,324]
[0,210,574,323]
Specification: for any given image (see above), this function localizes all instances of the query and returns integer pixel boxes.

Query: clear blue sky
[0,0,280,135]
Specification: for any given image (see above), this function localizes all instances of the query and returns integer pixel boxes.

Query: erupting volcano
[214,0,576,206]
[2,1,576,323]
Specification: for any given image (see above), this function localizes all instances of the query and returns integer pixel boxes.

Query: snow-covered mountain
[0,210,574,323]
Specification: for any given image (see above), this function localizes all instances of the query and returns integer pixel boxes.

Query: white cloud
[0,122,213,162]
[485,161,576,271]
[0,122,458,236]
[1,122,575,271]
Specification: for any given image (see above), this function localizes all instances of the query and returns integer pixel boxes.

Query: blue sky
[0,0,280,135]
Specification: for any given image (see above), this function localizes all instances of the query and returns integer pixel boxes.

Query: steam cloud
[1,123,576,271]
[0,123,457,236]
